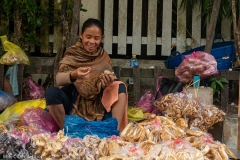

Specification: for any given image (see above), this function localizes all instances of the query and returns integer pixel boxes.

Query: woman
[45,18,128,131]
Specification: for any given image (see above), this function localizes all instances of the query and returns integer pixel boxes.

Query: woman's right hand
[70,67,91,81]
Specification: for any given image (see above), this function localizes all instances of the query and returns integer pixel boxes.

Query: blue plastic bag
[64,115,119,139]
[0,90,17,111]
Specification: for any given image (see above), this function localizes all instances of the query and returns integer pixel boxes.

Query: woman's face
[80,26,104,53]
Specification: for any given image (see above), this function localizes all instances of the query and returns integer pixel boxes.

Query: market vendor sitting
[45,18,128,131]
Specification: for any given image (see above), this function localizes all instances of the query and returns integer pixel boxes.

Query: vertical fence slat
[221,18,232,41]
[53,0,63,53]
[147,0,157,56]
[133,66,140,104]
[176,0,186,52]
[118,1,128,55]
[104,0,114,55]
[132,0,142,55]
[192,1,201,48]
[161,0,172,56]
[0,65,4,90]
[40,0,49,54]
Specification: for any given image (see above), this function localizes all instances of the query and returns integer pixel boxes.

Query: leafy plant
[0,0,87,55]
[208,77,229,103]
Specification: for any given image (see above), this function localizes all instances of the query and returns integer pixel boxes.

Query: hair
[81,18,104,35]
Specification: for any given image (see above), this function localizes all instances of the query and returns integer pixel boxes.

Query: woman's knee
[45,87,61,98]
[45,87,63,105]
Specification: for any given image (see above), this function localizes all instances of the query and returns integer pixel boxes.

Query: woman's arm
[56,64,90,86]
[56,72,73,86]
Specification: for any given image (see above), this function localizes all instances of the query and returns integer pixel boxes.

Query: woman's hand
[101,74,114,88]
[70,67,90,81]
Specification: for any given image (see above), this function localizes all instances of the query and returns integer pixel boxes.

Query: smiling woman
[80,26,103,52]
[45,18,128,132]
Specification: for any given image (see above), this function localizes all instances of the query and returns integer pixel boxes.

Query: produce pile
[0,114,236,160]
[154,92,226,132]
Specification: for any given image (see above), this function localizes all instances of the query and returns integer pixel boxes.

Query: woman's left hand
[101,74,114,88]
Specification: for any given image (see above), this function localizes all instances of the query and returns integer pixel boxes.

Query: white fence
[103,0,232,56]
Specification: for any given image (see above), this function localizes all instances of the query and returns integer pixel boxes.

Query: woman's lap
[45,83,127,116]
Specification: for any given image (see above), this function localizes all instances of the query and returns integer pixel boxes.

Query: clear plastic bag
[175,51,218,84]
[0,90,17,111]
[19,107,59,133]
[0,35,30,65]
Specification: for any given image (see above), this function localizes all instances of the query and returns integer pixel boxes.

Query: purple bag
[20,108,59,133]
[135,91,160,114]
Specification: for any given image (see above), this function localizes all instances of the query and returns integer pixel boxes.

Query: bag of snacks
[175,51,218,84]
[20,107,59,133]
[0,35,30,65]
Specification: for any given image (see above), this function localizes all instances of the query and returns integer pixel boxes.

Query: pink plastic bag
[175,51,218,84]
[20,107,59,133]
[135,91,160,114]
[23,76,45,99]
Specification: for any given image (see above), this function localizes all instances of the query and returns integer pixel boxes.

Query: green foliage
[0,0,87,54]
[208,76,228,103]
[179,0,234,27]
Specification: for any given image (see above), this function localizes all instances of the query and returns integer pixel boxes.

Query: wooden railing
[0,64,239,112]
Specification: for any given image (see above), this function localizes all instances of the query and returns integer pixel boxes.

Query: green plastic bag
[0,99,46,122]
[0,35,30,65]
[127,107,146,122]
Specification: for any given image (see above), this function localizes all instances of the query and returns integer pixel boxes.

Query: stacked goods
[0,116,236,160]
[154,92,226,132]
[99,116,235,160]
[31,131,101,159]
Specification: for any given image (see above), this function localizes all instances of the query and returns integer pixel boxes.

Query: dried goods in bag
[175,51,218,84]
[0,35,30,65]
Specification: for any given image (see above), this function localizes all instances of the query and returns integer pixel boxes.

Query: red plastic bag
[135,91,160,114]
[20,107,59,133]
[175,51,218,83]
[23,76,45,99]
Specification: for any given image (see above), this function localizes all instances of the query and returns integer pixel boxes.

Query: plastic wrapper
[202,105,226,128]
[0,131,34,159]
[64,115,119,139]
[154,92,185,120]
[154,91,226,132]
[23,76,45,99]
[0,35,30,65]
[173,139,192,152]
[135,90,160,114]
[19,108,59,133]
[182,96,202,119]
[0,99,46,122]
[127,107,145,122]
[175,51,218,84]
[0,90,17,112]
